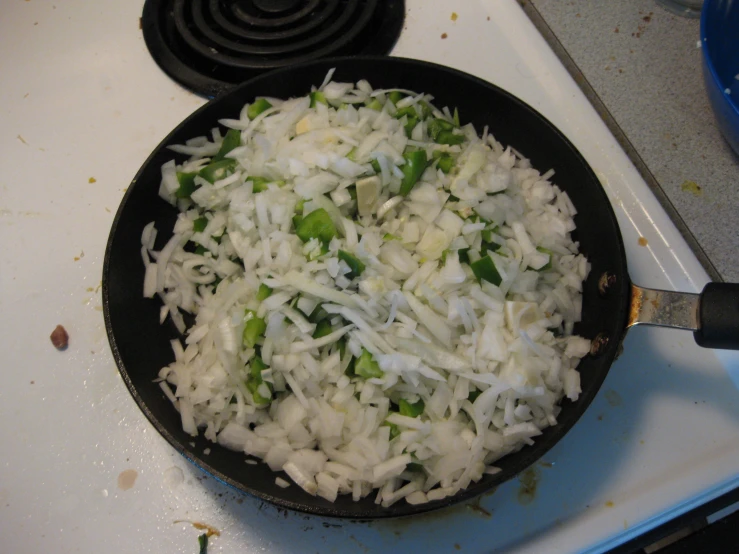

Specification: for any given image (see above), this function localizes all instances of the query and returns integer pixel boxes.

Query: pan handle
[628,283,739,350]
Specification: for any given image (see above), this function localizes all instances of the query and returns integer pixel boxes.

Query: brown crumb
[88,177,96,183]
[454,545,461,551]
[441,33,448,39]
[50,325,69,350]
[138,17,142,30]
[17,135,28,145]
[23,93,29,98]
[487,16,490,21]
[30,380,35,385]
[451,12,458,21]
[614,27,619,33]
[638,237,648,247]
[643,15,651,23]
[605,501,615,507]
[618,68,623,73]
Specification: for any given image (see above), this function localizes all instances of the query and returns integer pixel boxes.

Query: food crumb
[451,12,458,21]
[117,469,138,491]
[88,177,96,183]
[454,544,461,550]
[638,237,648,247]
[30,380,35,385]
[23,93,29,98]
[441,33,447,39]
[138,17,142,30]
[605,500,615,507]
[73,250,85,261]
[17,135,28,145]
[614,27,619,33]
[50,324,69,350]
[175,520,221,538]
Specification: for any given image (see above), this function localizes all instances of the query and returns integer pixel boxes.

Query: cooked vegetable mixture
[141,73,591,507]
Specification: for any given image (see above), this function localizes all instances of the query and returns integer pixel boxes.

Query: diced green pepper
[535,246,553,271]
[427,118,455,141]
[295,198,305,215]
[246,356,271,406]
[310,91,327,107]
[247,98,272,120]
[347,184,357,201]
[175,171,198,199]
[246,379,267,404]
[399,398,425,418]
[383,420,401,440]
[242,309,267,348]
[432,150,455,173]
[199,158,238,184]
[312,319,333,339]
[370,159,382,174]
[248,176,284,193]
[388,91,405,105]
[383,233,400,241]
[292,214,303,230]
[468,389,482,403]
[213,128,241,162]
[399,150,428,196]
[453,107,461,127]
[481,226,499,243]
[419,101,433,119]
[198,533,208,554]
[295,208,337,244]
[338,250,366,279]
[482,241,501,255]
[194,244,208,256]
[355,348,383,379]
[470,255,502,286]
[346,147,357,162]
[193,216,208,233]
[394,106,418,120]
[256,283,272,301]
[403,115,419,138]
[436,130,465,145]
[366,98,383,111]
[251,355,268,374]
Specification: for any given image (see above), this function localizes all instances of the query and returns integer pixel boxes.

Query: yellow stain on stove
[680,180,702,196]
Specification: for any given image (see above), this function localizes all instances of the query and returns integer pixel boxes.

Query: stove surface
[0,1,737,553]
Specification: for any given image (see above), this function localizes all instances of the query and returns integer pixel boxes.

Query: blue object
[701,0,739,156]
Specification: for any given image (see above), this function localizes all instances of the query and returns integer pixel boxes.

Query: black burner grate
[141,0,405,98]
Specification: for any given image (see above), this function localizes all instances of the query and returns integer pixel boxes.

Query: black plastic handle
[694,282,739,350]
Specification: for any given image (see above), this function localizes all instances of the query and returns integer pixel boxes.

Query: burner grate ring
[142,0,405,97]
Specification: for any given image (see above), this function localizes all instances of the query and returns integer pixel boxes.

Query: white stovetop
[1,1,738,553]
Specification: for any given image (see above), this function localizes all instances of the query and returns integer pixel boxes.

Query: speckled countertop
[527,0,739,283]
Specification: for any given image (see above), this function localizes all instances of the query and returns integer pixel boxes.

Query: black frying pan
[102,56,739,519]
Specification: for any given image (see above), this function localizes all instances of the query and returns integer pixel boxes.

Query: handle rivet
[590,333,609,356]
[598,272,617,296]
